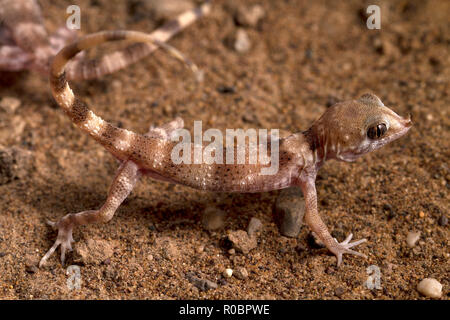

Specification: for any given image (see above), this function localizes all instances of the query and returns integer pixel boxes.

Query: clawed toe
[39,219,74,268]
[333,234,367,267]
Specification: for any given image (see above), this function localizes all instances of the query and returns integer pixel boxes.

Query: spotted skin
[0,0,211,78]
[41,29,413,267]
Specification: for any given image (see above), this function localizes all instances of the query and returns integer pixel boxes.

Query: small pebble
[25,264,38,274]
[234,4,265,27]
[186,273,218,291]
[75,239,114,265]
[228,248,236,255]
[227,230,258,254]
[196,245,205,254]
[335,287,346,297]
[234,267,249,280]
[417,278,442,298]
[242,113,257,124]
[406,231,421,248]
[234,28,251,53]
[223,268,233,278]
[419,211,425,218]
[144,0,194,21]
[0,96,21,113]
[201,207,226,231]
[247,217,263,236]
[438,215,448,226]
[274,187,305,238]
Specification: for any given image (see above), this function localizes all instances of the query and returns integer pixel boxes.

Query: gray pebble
[335,287,346,297]
[438,215,448,226]
[247,217,263,236]
[274,187,305,237]
[186,273,218,291]
[25,264,38,274]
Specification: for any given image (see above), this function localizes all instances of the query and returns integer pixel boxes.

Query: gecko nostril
[405,113,413,127]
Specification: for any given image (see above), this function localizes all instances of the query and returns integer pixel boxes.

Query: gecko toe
[39,216,75,267]
[342,233,353,244]
[346,238,367,249]
[333,235,367,267]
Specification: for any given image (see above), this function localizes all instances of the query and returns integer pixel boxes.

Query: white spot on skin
[110,128,134,153]
[83,111,106,135]
[56,85,75,109]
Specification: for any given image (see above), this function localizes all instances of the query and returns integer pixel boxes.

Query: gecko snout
[399,113,413,133]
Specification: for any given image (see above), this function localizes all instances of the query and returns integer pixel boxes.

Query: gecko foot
[331,233,367,267]
[39,215,75,268]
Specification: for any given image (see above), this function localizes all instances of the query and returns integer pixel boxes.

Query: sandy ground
[0,0,448,299]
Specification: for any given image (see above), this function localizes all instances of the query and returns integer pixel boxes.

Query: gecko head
[309,93,412,162]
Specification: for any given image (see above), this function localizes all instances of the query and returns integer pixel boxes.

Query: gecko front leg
[298,173,367,267]
[39,118,184,267]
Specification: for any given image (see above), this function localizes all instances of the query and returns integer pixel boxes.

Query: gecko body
[40,30,412,268]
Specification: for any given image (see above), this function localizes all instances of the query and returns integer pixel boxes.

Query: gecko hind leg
[39,161,140,268]
[39,118,184,267]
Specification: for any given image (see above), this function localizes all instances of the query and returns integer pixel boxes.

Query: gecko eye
[367,123,387,139]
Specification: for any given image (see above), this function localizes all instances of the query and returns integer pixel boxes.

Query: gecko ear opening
[358,93,384,107]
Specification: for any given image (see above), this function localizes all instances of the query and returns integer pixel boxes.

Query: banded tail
[66,0,212,80]
[50,30,199,161]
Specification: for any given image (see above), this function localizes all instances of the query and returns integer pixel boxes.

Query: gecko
[39,29,412,268]
[0,0,211,80]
